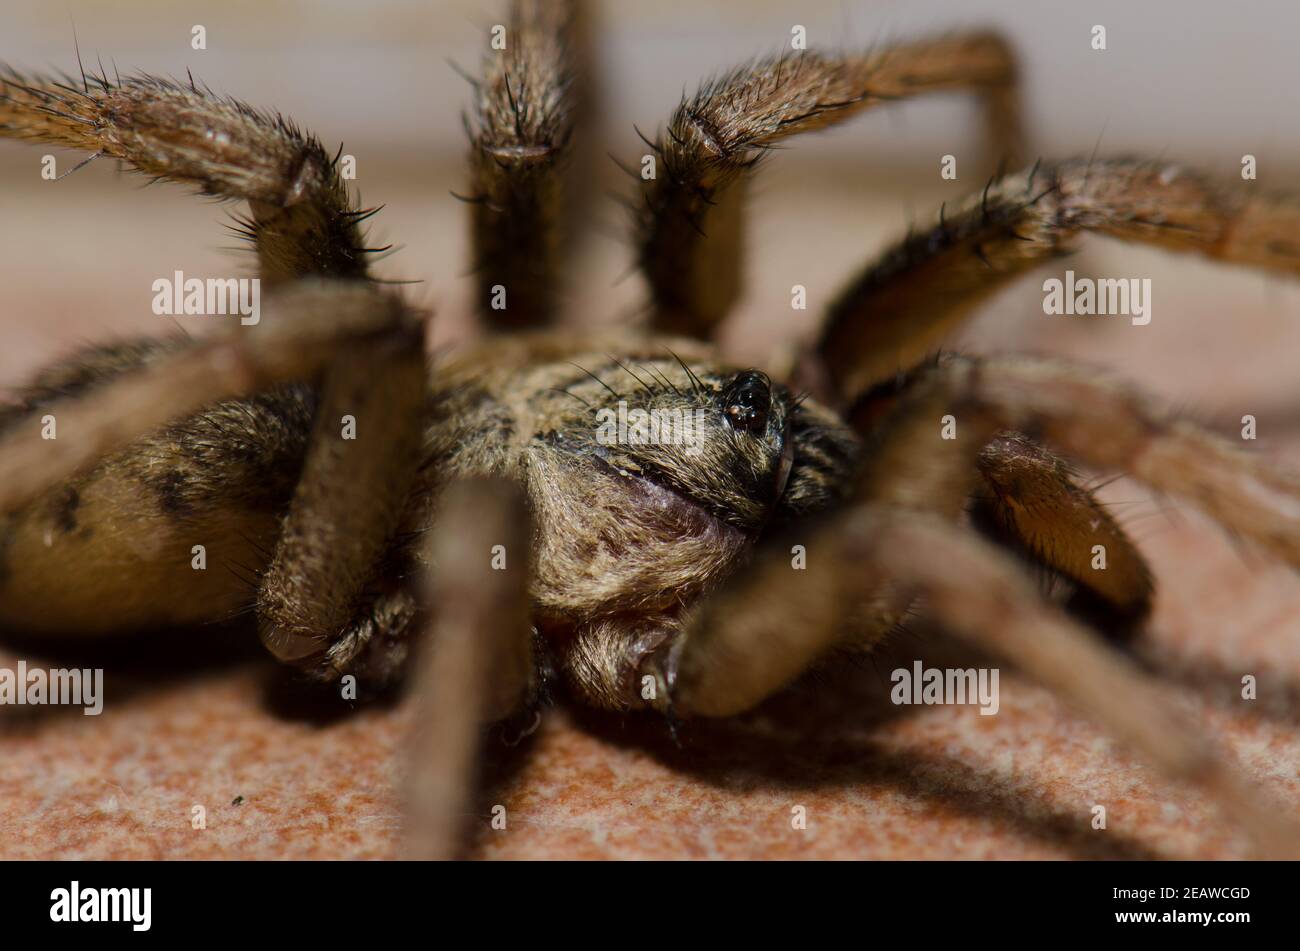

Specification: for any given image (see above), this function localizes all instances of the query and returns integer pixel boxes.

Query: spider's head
[629,364,860,531]
[515,352,860,637]
[531,356,859,535]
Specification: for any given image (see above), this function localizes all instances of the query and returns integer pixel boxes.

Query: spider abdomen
[0,355,316,634]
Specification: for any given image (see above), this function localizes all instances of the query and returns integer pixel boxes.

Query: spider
[1,0,1299,859]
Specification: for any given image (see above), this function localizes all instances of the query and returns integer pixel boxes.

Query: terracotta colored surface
[3,1,1300,860]
[3,497,1299,860]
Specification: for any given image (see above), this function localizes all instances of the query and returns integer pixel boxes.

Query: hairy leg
[636,32,1021,339]
[0,276,430,681]
[0,62,445,678]
[255,333,428,669]
[0,66,374,282]
[972,434,1153,633]
[813,157,1300,401]
[658,502,1295,856]
[403,479,535,860]
[650,348,1300,852]
[868,510,1297,858]
[0,281,418,518]
[852,351,1300,569]
[463,0,590,330]
[963,353,1300,569]
[848,365,1154,631]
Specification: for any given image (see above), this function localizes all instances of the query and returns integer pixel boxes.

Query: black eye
[722,371,771,435]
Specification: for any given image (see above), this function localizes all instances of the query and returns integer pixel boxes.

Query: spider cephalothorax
[2,0,1299,859]
[432,346,858,710]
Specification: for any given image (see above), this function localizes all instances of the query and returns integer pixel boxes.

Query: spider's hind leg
[0,278,443,684]
[252,326,427,670]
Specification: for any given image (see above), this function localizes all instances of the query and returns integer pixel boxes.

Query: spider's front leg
[671,504,1298,858]
[657,511,1300,859]
[403,478,537,860]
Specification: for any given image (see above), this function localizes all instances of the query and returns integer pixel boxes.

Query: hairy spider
[2,1,1300,859]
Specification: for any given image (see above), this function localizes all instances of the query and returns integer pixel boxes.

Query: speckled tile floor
[3,487,1298,860]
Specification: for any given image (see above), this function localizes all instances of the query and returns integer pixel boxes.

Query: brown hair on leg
[637,32,1021,339]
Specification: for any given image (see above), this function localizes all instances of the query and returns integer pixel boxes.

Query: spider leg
[0,66,371,283]
[0,277,434,680]
[960,353,1300,570]
[671,505,1299,857]
[0,281,420,517]
[0,61,451,674]
[660,353,1300,853]
[811,157,1300,402]
[403,478,535,860]
[973,434,1153,634]
[636,32,1022,340]
[855,351,1300,570]
[849,369,1154,632]
[464,0,590,330]
[865,510,1298,858]
[254,330,428,669]
[0,272,439,681]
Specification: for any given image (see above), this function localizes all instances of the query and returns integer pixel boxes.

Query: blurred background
[4,0,1300,395]
[2,1,1298,860]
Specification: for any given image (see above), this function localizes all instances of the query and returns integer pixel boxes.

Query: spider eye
[722,371,771,435]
